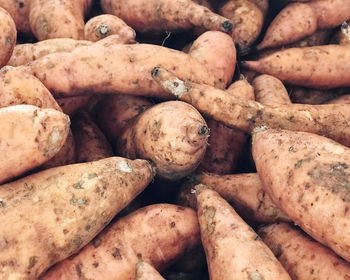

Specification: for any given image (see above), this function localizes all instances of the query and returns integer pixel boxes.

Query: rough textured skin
[0,8,16,67]
[0,157,155,279]
[42,204,200,280]
[250,0,269,17]
[101,0,233,34]
[244,45,350,88]
[252,74,291,106]
[95,95,153,143]
[72,110,113,163]
[84,14,136,43]
[259,223,350,280]
[24,31,235,98]
[56,96,93,116]
[7,39,93,67]
[0,105,70,184]
[0,0,31,34]
[117,101,209,180]
[219,0,264,50]
[135,261,165,280]
[196,187,291,280]
[177,173,291,224]
[252,129,350,262]
[29,0,92,40]
[152,67,350,147]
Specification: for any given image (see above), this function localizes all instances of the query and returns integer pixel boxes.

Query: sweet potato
[151,66,350,147]
[42,204,200,280]
[117,101,209,180]
[7,39,93,67]
[24,31,235,98]
[250,0,269,17]
[252,128,350,262]
[326,94,350,104]
[177,172,290,224]
[29,0,92,40]
[0,7,16,67]
[0,105,70,184]
[196,185,292,280]
[72,110,113,163]
[95,95,153,143]
[84,14,136,43]
[101,0,233,34]
[333,20,350,46]
[135,261,165,280]
[0,157,155,279]
[243,45,350,88]
[259,223,350,280]
[0,0,31,34]
[56,95,93,116]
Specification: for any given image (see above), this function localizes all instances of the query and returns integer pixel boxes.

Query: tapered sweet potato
[333,20,350,46]
[0,0,31,34]
[56,95,93,116]
[0,105,70,184]
[259,223,350,280]
[0,7,16,67]
[0,157,155,279]
[29,0,92,40]
[84,14,136,43]
[252,128,350,262]
[72,110,113,163]
[151,67,350,147]
[196,186,291,280]
[117,101,209,180]
[101,0,233,34]
[42,204,200,280]
[135,261,165,280]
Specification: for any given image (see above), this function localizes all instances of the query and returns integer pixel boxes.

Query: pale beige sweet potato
[42,204,200,280]
[151,66,350,147]
[7,39,93,67]
[0,7,16,67]
[24,31,235,98]
[0,0,31,34]
[29,0,92,40]
[117,101,209,180]
[72,110,113,163]
[252,128,350,262]
[0,105,70,184]
[56,95,93,116]
[95,94,153,143]
[101,0,233,34]
[135,261,165,280]
[259,223,350,280]
[177,172,291,224]
[196,186,292,280]
[0,157,155,279]
[84,14,136,43]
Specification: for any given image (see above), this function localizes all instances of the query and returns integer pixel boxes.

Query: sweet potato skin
[252,128,350,262]
[0,0,31,34]
[135,261,165,280]
[259,223,350,280]
[56,95,93,116]
[42,204,200,280]
[0,7,16,67]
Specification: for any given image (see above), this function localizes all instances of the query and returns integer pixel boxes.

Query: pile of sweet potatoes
[1,0,350,279]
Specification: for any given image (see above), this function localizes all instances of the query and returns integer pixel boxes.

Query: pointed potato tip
[252,125,269,136]
[151,66,161,77]
[193,184,212,196]
[221,20,233,33]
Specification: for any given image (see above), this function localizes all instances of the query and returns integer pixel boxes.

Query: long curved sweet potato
[0,7,16,67]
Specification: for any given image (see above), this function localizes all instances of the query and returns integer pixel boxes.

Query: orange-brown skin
[198,80,253,174]
[42,204,200,280]
[101,0,233,34]
[252,74,291,106]
[151,67,350,147]
[252,128,350,262]
[333,20,350,46]
[29,0,92,40]
[24,31,235,98]
[72,110,113,163]
[7,39,93,67]
[0,157,155,279]
[56,95,93,116]
[250,0,269,17]
[0,0,31,34]
[259,223,350,280]
[219,0,264,51]
[288,86,347,104]
[0,105,70,184]
[244,45,350,89]
[117,101,209,180]
[196,186,292,280]
[192,0,212,9]
[135,261,165,280]
[0,8,16,67]
[84,14,136,43]
[177,173,291,224]
[95,95,153,143]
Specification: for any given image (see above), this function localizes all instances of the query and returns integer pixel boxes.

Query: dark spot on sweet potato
[92,237,101,248]
[170,221,176,228]
[93,262,99,268]
[112,248,122,259]
[28,256,38,269]
[75,264,83,277]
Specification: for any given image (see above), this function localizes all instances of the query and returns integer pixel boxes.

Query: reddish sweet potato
[0,0,31,34]
[56,95,93,116]
[0,7,16,67]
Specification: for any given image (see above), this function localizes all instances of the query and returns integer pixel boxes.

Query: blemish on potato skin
[28,256,38,269]
[203,206,216,234]
[112,248,122,259]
